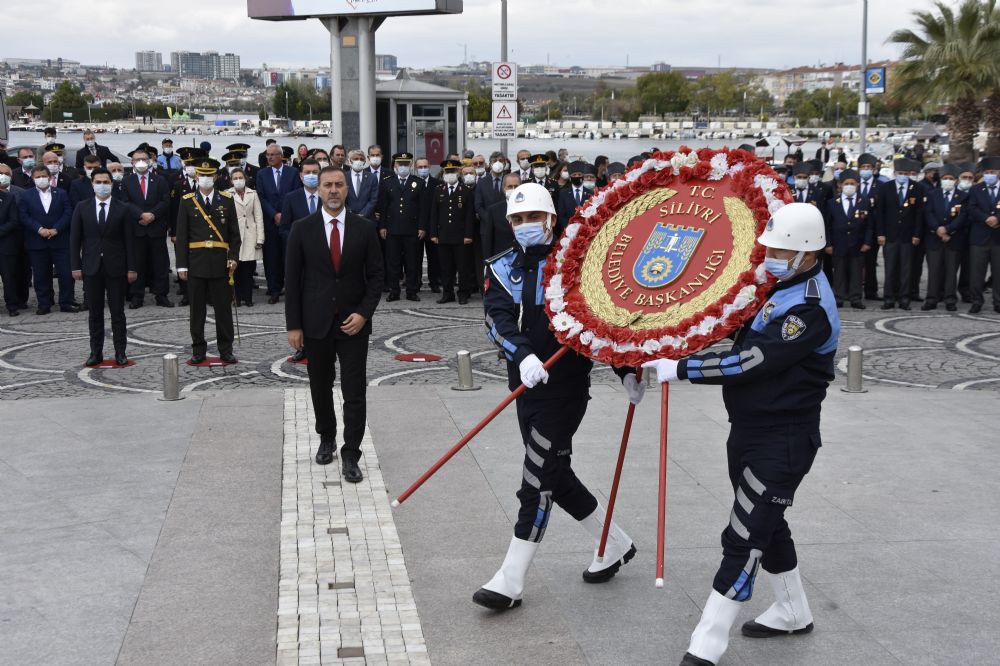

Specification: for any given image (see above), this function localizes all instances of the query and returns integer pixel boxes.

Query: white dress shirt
[38,186,52,213]
[322,206,346,252]
[95,195,112,220]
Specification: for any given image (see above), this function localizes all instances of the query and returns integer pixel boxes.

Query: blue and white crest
[632,223,705,289]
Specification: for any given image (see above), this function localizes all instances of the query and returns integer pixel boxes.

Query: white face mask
[163,148,173,156]
[532,166,547,179]
[582,179,596,190]
[462,173,477,186]
[491,161,505,174]
[93,183,113,198]
[318,160,331,169]
[111,171,124,182]
[197,176,215,190]
[369,156,382,168]
[958,178,974,191]
[518,159,530,170]
[808,174,820,185]
[185,166,196,178]
[34,177,50,189]
[396,165,410,178]
[133,161,149,173]
[914,172,925,182]
[443,173,458,185]
[940,179,956,192]
[795,177,808,190]
[560,170,570,180]
[841,184,857,197]
[85,139,96,148]
[232,178,246,190]
[46,163,60,175]
[351,160,366,172]
[0,174,11,188]
[84,168,94,179]
[475,166,486,177]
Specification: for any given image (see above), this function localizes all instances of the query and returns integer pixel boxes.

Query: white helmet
[757,202,825,251]
[506,182,557,220]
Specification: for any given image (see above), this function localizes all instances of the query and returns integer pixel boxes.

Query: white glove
[642,358,680,384]
[622,373,646,405]
[518,354,549,388]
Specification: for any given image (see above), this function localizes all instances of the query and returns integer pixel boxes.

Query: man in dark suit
[556,161,595,234]
[121,147,173,308]
[285,166,383,482]
[823,169,872,308]
[70,154,101,208]
[481,172,520,259]
[875,158,923,310]
[367,144,387,183]
[280,158,322,229]
[258,139,277,169]
[12,148,37,189]
[256,142,302,303]
[790,163,825,207]
[429,159,475,304]
[474,157,506,228]
[965,156,1000,313]
[19,165,76,314]
[70,168,138,365]
[856,153,882,300]
[414,156,442,293]
[41,148,77,191]
[922,164,969,312]
[346,149,378,218]
[175,158,242,364]
[376,152,428,301]
[75,131,115,170]
[0,166,25,316]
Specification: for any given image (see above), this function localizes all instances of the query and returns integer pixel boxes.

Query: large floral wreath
[542,147,792,367]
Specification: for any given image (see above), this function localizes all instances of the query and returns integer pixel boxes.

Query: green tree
[688,71,742,115]
[635,71,690,115]
[8,91,43,108]
[537,99,562,120]
[888,0,1000,161]
[49,81,85,110]
[272,80,327,121]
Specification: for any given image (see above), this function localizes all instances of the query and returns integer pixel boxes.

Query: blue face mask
[984,173,998,186]
[303,174,319,189]
[417,167,429,178]
[514,222,547,248]
[22,158,35,169]
[895,174,910,186]
[833,169,843,179]
[859,169,873,180]
[764,256,799,280]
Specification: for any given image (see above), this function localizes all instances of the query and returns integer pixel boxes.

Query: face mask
[958,178,974,191]
[22,158,35,169]
[532,166,547,179]
[443,173,458,185]
[519,159,530,170]
[416,167,429,178]
[0,174,11,188]
[841,184,857,197]
[833,169,843,179]
[93,183,113,198]
[514,221,547,247]
[111,171,124,182]
[133,161,149,173]
[46,163,60,175]
[914,172,925,182]
[984,173,998,186]
[570,176,583,187]
[34,177,50,189]
[808,174,820,185]
[369,156,382,168]
[491,161,505,174]
[894,174,910,186]
[582,179,596,190]
[475,166,486,177]
[351,160,365,172]
[303,174,319,189]
[85,168,94,179]
[85,140,96,148]
[859,169,873,180]
[764,254,802,280]
[396,165,410,178]
[317,160,330,169]
[462,174,477,186]
[560,170,570,180]
[232,179,246,190]
[198,176,215,190]
[163,148,173,156]
[940,179,956,192]
[183,166,195,177]
[794,178,808,190]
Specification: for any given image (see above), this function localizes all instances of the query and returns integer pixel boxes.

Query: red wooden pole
[392,345,570,508]
[597,367,643,560]
[655,382,669,588]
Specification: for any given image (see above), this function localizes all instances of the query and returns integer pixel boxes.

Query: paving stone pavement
[1,289,999,399]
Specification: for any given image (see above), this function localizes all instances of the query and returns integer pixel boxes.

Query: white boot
[578,504,636,583]
[741,567,814,637]
[473,536,538,610]
[682,590,742,665]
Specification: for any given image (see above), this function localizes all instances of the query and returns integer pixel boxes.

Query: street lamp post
[500,0,508,158]
[836,101,841,128]
[859,0,869,153]
[307,102,313,124]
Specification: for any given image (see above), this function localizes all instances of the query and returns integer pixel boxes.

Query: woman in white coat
[226,168,265,306]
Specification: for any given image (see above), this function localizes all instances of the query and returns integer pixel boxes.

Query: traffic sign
[492,62,517,101]
[492,101,517,139]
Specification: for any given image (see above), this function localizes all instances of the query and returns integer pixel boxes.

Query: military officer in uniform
[175,158,242,364]
[429,159,475,304]
[226,143,258,188]
[376,152,428,301]
[215,151,248,192]
[170,149,206,306]
[922,164,969,311]
[856,153,882,300]
[823,169,872,308]
[875,158,923,310]
[528,153,559,203]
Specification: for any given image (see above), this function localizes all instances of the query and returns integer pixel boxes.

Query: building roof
[376,70,466,100]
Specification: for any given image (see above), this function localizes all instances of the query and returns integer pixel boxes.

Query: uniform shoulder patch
[218,190,233,198]
[781,315,807,341]
[485,247,515,264]
[182,192,195,199]
[804,277,821,301]
[761,301,775,323]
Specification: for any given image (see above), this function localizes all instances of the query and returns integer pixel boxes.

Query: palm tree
[888,0,1000,161]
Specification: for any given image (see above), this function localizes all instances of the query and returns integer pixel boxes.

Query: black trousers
[130,235,169,300]
[832,251,864,303]
[0,250,24,312]
[882,240,914,305]
[969,243,1000,307]
[925,246,962,306]
[263,230,288,296]
[713,422,819,600]
[863,244,880,298]
[234,260,256,304]
[909,242,925,300]
[437,243,474,297]
[513,393,597,543]
[418,235,441,288]
[187,275,234,356]
[304,327,369,459]
[84,269,127,355]
[28,246,73,309]
[385,234,419,296]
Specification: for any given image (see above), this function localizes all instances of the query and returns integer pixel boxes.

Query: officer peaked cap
[839,169,859,182]
[977,156,1000,171]
[939,164,961,178]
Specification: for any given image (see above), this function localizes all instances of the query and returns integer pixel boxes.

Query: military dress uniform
[875,159,924,309]
[529,154,560,204]
[823,170,873,306]
[429,159,475,304]
[174,159,242,362]
[856,154,882,299]
[922,165,969,311]
[376,153,428,301]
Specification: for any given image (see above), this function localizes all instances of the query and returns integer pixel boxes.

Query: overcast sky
[2,0,939,71]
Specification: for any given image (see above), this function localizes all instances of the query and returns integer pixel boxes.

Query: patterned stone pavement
[1,288,998,399]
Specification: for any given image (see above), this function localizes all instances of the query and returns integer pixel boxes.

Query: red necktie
[140,175,147,198]
[330,222,341,273]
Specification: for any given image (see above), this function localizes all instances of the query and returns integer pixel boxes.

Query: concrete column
[357,18,376,151]
[324,17,343,146]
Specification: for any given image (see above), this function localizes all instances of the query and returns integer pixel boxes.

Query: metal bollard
[159,353,184,401]
[451,350,481,391]
[841,345,868,393]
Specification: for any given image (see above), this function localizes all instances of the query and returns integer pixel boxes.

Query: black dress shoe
[85,353,102,367]
[219,352,237,364]
[60,304,81,313]
[851,301,866,309]
[244,300,253,307]
[386,293,400,302]
[430,285,441,294]
[881,302,894,310]
[899,303,911,311]
[315,439,336,465]
[921,302,936,311]
[679,653,714,666]
[436,293,455,304]
[36,307,51,315]
[741,619,815,638]
[946,303,957,311]
[292,349,307,362]
[115,352,128,365]
[267,295,279,304]
[155,297,174,308]
[970,304,982,313]
[458,296,469,305]
[191,354,206,364]
[406,293,420,302]
[7,309,18,317]
[472,587,521,610]
[342,455,363,483]
[17,302,29,310]
[180,296,189,306]
[128,300,142,309]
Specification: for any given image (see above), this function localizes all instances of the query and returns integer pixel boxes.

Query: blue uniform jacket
[964,182,1000,246]
[923,188,969,250]
[678,263,840,426]
[824,194,873,255]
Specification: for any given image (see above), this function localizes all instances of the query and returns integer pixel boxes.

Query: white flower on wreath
[670,151,699,171]
[709,153,729,180]
[552,312,576,332]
